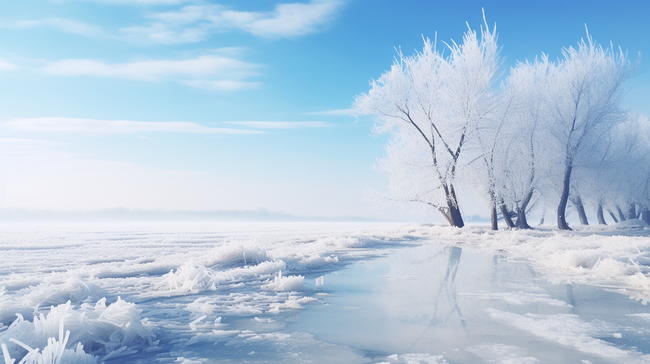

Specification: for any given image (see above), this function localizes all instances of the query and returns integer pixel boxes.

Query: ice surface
[293,244,650,363]
[0,221,649,363]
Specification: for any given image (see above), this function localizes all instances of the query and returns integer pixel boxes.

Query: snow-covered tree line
[354,18,643,230]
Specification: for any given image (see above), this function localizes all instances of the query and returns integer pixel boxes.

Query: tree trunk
[607,209,619,223]
[627,203,636,220]
[449,184,464,227]
[441,183,464,228]
[490,204,498,230]
[572,196,589,225]
[642,209,650,225]
[615,205,626,222]
[596,203,607,225]
[515,206,531,229]
[557,164,572,230]
[499,201,515,228]
[515,188,534,229]
[449,204,464,227]
[539,212,545,225]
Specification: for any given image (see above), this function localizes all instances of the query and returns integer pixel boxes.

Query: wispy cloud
[224,121,332,129]
[183,79,261,91]
[122,0,343,44]
[5,1,342,44]
[0,18,105,37]
[79,0,194,4]
[42,53,261,90]
[0,137,66,147]
[241,0,343,38]
[5,117,265,135]
[303,108,354,116]
[0,60,18,71]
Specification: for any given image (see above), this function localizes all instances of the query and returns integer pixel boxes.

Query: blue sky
[0,0,648,221]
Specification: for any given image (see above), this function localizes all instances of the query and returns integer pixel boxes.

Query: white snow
[0,221,649,363]
[260,271,304,292]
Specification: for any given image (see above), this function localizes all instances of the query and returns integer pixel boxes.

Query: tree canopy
[355,19,641,230]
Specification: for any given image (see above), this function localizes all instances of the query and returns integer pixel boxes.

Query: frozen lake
[293,244,650,363]
[1,222,650,363]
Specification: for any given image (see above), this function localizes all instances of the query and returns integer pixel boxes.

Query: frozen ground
[1,221,650,363]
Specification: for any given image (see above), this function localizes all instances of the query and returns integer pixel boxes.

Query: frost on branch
[354,17,500,227]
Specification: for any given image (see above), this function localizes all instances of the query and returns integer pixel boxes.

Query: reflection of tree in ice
[374,244,545,354]
[432,246,466,330]
[373,245,480,353]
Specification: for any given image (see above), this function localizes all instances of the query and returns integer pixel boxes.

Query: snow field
[0,222,410,362]
[0,221,649,362]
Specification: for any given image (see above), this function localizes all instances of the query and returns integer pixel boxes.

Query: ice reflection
[293,244,650,363]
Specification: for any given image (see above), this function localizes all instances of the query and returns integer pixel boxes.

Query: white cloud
[240,0,343,38]
[123,0,343,44]
[4,117,265,135]
[97,0,193,4]
[304,108,354,116]
[0,60,18,71]
[42,55,255,80]
[42,54,261,90]
[52,0,194,4]
[121,22,208,44]
[183,79,261,91]
[0,18,105,37]
[0,138,66,147]
[5,1,342,44]
[224,121,331,129]
[42,18,106,36]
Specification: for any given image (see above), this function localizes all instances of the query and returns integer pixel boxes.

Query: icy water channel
[292,244,650,363]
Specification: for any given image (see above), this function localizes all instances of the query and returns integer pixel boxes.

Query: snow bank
[207,241,271,267]
[21,275,103,310]
[378,353,447,364]
[0,275,104,331]
[284,255,339,272]
[157,264,216,295]
[614,219,649,229]
[214,260,286,282]
[154,259,290,297]
[415,225,650,302]
[2,323,98,364]
[0,298,156,363]
[314,236,365,249]
[261,271,304,292]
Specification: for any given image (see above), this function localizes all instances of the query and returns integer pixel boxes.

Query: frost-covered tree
[462,82,521,230]
[534,32,634,230]
[355,20,500,227]
[494,57,554,229]
[632,115,650,223]
[463,96,509,230]
[599,114,650,223]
